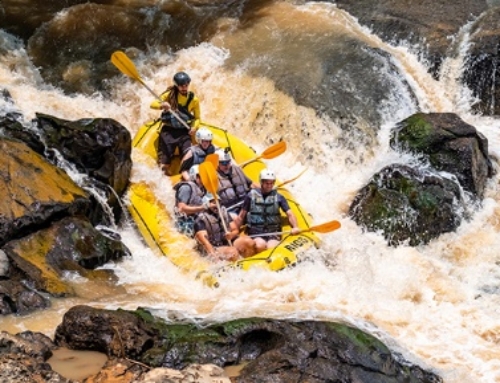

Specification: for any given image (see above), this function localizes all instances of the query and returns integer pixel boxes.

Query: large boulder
[390,113,493,197]
[35,113,132,198]
[54,306,442,383]
[2,216,129,302]
[349,164,464,246]
[0,137,91,247]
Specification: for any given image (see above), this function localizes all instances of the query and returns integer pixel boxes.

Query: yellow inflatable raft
[127,120,321,286]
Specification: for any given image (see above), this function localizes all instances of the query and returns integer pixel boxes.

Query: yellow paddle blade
[261,141,287,159]
[205,153,219,169]
[199,162,219,198]
[304,220,341,234]
[111,51,141,82]
[111,50,162,102]
[239,141,287,166]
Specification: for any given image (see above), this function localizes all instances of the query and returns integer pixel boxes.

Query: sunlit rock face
[0,137,90,247]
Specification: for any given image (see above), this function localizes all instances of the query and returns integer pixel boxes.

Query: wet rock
[83,357,147,383]
[55,306,442,383]
[0,280,49,315]
[54,305,159,359]
[0,331,69,383]
[141,364,230,383]
[349,164,464,246]
[0,137,91,247]
[463,7,500,115]
[334,0,488,76]
[0,331,54,361]
[0,250,8,276]
[2,216,129,299]
[35,113,132,198]
[390,113,493,197]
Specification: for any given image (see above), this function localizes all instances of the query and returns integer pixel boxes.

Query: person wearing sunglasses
[215,148,259,218]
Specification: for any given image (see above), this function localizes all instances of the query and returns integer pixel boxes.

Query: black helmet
[173,72,191,86]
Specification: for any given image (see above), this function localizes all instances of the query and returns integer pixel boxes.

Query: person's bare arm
[225,221,240,241]
[286,210,300,235]
[178,201,207,215]
[195,230,215,255]
[234,209,247,230]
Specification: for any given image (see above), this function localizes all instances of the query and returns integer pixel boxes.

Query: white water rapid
[1,3,499,382]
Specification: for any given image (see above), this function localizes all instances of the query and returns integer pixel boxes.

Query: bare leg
[266,239,279,249]
[234,236,257,258]
[253,238,268,253]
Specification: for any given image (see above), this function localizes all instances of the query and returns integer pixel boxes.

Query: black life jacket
[190,144,215,165]
[161,91,194,129]
[198,208,231,247]
[217,166,250,208]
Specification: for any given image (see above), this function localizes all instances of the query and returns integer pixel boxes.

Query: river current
[1,2,500,382]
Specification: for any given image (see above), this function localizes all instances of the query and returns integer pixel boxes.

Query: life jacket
[161,91,195,129]
[246,189,282,235]
[198,208,231,247]
[190,144,215,165]
[173,181,204,237]
[173,181,204,217]
[218,166,250,208]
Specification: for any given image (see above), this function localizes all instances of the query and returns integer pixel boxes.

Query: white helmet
[202,192,215,205]
[216,148,231,163]
[189,165,200,181]
[259,168,276,182]
[195,128,213,144]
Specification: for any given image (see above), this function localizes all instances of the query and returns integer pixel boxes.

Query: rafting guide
[150,71,201,176]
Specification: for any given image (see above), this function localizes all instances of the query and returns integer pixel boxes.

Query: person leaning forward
[234,168,300,254]
[194,193,256,261]
[215,148,258,218]
[151,71,201,176]
[173,165,208,237]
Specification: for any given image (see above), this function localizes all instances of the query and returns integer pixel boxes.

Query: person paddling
[235,168,300,253]
[151,71,200,176]
[215,148,258,218]
[194,193,256,261]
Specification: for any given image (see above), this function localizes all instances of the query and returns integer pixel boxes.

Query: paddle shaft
[199,162,232,245]
[248,220,341,237]
[111,51,192,131]
[225,169,307,212]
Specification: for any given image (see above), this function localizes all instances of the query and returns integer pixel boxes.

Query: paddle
[225,168,308,211]
[205,153,219,169]
[248,220,341,238]
[239,141,287,167]
[198,161,232,245]
[110,50,191,130]
[275,167,307,189]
